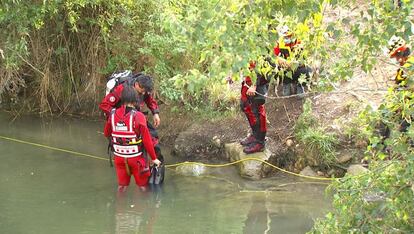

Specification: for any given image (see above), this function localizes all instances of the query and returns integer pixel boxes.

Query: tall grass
[0,1,156,115]
[295,99,339,166]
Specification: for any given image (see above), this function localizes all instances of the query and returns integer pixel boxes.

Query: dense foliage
[0,0,351,112]
[311,88,414,233]
[151,0,325,108]
[0,0,158,113]
[309,1,414,232]
[2,0,414,231]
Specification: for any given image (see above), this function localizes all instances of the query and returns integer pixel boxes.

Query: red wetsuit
[104,105,157,187]
[240,62,268,144]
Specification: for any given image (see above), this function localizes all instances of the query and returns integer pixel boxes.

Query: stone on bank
[224,142,272,180]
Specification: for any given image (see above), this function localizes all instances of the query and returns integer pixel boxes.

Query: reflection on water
[114,187,162,234]
[0,112,331,234]
[243,194,269,234]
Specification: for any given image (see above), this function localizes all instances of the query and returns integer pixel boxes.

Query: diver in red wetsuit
[104,85,161,191]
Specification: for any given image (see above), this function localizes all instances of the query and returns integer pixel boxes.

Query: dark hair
[134,74,154,92]
[121,85,138,104]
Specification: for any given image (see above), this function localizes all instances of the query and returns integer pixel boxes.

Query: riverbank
[0,53,392,179]
[159,57,392,178]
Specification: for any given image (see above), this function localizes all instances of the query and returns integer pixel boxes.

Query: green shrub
[310,89,414,233]
[295,99,339,166]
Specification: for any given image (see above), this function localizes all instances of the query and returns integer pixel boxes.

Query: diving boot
[240,135,256,146]
[243,142,265,154]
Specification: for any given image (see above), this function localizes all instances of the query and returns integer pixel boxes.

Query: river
[0,112,331,234]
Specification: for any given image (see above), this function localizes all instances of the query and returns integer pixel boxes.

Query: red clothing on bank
[240,76,267,143]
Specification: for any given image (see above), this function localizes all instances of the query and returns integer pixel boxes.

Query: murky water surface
[0,112,331,234]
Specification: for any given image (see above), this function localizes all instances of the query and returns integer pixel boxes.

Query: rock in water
[175,164,207,176]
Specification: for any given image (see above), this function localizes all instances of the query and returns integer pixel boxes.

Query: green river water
[0,112,331,234]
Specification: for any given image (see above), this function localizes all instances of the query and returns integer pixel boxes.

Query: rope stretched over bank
[0,134,335,181]
[250,85,389,100]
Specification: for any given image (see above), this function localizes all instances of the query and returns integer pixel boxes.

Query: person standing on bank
[387,35,414,132]
[388,35,414,88]
[273,25,312,97]
[240,59,272,154]
[104,85,161,191]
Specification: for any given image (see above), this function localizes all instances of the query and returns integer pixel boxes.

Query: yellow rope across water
[0,135,107,161]
[0,134,336,181]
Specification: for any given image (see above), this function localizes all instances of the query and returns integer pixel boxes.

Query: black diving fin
[149,154,165,185]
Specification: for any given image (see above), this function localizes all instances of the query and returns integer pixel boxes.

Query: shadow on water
[0,112,331,234]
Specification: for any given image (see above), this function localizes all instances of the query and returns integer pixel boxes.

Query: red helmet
[388,36,407,58]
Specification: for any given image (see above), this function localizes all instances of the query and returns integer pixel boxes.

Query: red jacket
[99,84,159,117]
[104,105,157,160]
[273,38,301,59]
